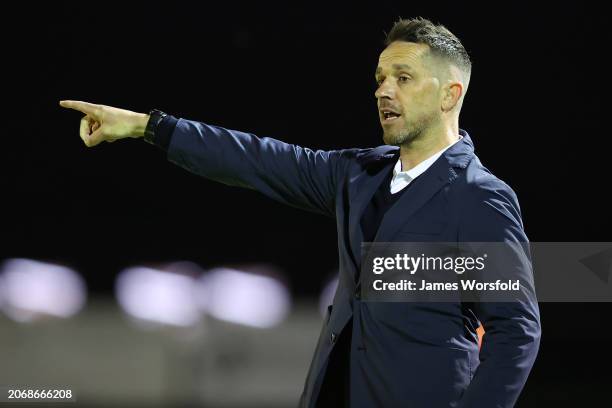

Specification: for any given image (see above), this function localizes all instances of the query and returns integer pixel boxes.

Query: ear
[441,81,463,112]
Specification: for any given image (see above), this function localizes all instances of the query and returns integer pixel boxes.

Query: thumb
[86,127,105,147]
[79,115,105,147]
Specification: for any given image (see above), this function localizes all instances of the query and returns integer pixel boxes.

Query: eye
[399,75,410,83]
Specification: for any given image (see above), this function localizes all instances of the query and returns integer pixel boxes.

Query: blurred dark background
[2,1,610,406]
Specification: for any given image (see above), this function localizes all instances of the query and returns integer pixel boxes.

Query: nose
[375,78,395,100]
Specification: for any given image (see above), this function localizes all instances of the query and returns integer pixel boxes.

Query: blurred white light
[0,274,4,307]
[0,258,87,322]
[116,266,200,327]
[198,267,290,328]
[319,274,339,317]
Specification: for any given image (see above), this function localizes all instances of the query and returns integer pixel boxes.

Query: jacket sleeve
[164,118,351,218]
[456,177,542,408]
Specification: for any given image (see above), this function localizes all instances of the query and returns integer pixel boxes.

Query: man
[60,17,541,408]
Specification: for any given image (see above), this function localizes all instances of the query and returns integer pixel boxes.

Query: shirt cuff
[145,114,179,151]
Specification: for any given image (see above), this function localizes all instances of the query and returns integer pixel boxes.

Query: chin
[383,131,404,146]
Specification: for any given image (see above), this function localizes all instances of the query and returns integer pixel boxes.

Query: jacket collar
[356,129,474,170]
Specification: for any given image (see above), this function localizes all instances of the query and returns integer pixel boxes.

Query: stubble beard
[384,112,437,147]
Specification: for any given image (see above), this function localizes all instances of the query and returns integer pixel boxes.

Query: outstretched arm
[60,100,350,217]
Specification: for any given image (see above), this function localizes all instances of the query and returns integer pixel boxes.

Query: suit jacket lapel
[346,131,475,273]
[348,148,398,270]
[376,132,475,242]
[374,158,456,242]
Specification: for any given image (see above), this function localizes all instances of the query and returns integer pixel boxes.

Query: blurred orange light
[477,324,485,350]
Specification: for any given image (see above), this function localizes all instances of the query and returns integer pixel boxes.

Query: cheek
[403,84,432,106]
[404,91,431,113]
[400,80,439,114]
[411,92,439,115]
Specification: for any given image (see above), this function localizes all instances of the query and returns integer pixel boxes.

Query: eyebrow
[375,64,414,78]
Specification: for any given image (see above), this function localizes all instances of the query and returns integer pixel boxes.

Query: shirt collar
[393,135,464,180]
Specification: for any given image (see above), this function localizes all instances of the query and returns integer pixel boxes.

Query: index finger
[59,100,101,117]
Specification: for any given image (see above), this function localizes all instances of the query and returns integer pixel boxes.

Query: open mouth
[382,111,401,122]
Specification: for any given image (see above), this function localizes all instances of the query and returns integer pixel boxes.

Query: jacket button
[330,332,337,344]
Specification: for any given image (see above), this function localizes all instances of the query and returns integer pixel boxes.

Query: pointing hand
[59,100,149,147]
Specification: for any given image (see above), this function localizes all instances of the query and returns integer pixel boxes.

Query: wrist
[143,109,168,144]
[132,113,150,138]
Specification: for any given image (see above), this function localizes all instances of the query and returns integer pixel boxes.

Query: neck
[399,120,460,171]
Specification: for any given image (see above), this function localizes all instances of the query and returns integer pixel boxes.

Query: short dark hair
[384,17,471,75]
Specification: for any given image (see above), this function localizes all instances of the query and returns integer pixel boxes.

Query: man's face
[375,41,443,146]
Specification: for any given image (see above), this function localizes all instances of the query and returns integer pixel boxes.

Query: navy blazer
[163,119,541,408]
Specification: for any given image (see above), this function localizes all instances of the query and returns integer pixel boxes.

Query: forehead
[377,41,431,73]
